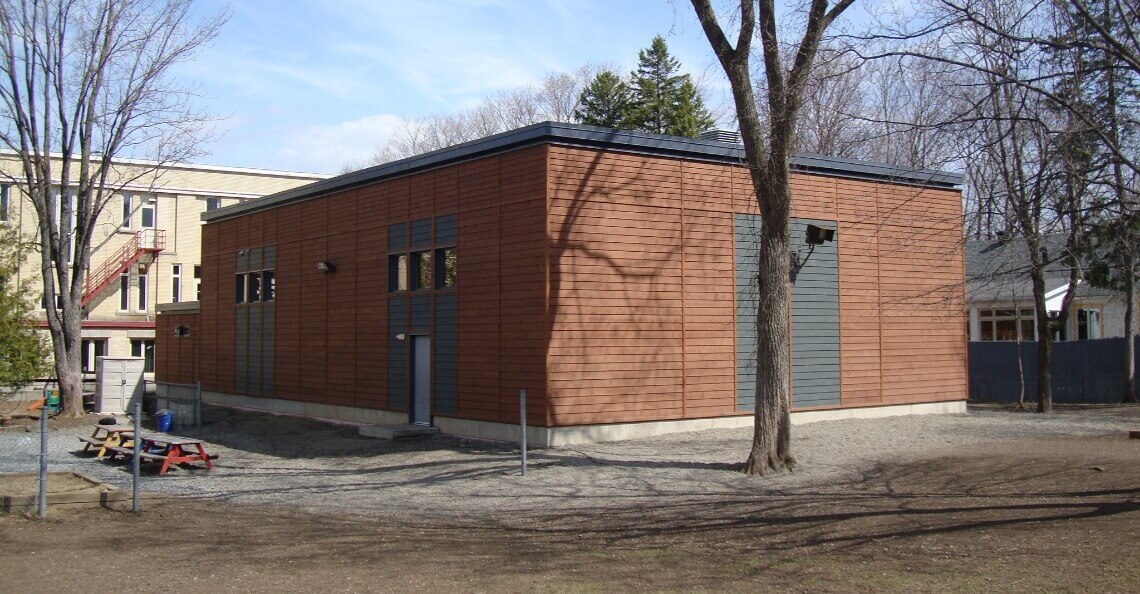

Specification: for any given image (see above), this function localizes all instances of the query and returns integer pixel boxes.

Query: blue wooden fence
[968,337,1140,403]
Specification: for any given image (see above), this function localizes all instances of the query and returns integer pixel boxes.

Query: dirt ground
[2,407,1138,592]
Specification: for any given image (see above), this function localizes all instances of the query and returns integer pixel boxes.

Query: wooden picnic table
[77,424,135,459]
[105,434,214,475]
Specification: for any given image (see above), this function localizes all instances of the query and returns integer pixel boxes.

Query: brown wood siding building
[158,123,966,440]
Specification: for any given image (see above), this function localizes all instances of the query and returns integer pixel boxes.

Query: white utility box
[94,357,146,414]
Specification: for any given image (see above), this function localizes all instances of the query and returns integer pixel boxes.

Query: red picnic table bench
[105,434,215,474]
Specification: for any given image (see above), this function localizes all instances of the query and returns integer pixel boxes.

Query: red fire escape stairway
[81,229,166,307]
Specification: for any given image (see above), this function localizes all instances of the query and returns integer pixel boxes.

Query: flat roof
[203,121,964,223]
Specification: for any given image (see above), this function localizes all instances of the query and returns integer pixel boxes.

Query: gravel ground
[2,404,1136,518]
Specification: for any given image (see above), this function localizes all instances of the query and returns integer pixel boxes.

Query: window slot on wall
[131,339,155,373]
[435,247,456,289]
[411,250,432,291]
[141,197,156,229]
[978,308,1035,341]
[1077,308,1101,340]
[388,254,407,292]
[171,264,182,303]
[235,273,246,303]
[81,339,107,373]
[120,273,130,311]
[204,197,221,212]
[262,270,275,301]
[122,194,132,228]
[194,265,202,301]
[247,271,262,302]
[137,271,148,311]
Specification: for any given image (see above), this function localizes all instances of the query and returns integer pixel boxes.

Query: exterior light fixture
[174,326,191,337]
[316,260,336,273]
[395,333,407,341]
[806,224,835,245]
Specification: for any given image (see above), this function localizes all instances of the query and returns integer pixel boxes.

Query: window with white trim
[137,271,148,311]
[978,308,1035,341]
[122,194,132,228]
[130,339,155,373]
[140,196,156,229]
[171,264,182,303]
[81,339,107,373]
[119,273,130,311]
[1076,307,1102,340]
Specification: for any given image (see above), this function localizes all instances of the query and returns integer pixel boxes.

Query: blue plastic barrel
[154,410,174,432]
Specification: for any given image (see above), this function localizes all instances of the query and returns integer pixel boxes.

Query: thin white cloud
[275,114,404,174]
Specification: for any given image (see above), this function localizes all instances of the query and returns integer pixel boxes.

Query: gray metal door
[411,336,431,425]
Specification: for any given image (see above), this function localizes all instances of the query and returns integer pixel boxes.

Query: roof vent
[697,129,742,144]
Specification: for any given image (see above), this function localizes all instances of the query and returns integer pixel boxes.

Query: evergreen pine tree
[627,36,683,134]
[626,36,716,137]
[575,70,632,128]
[666,77,716,137]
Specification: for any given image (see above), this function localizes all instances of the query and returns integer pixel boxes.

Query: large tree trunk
[1124,246,1136,403]
[1030,264,1053,413]
[743,175,794,474]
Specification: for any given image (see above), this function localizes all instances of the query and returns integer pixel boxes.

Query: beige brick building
[0,153,326,379]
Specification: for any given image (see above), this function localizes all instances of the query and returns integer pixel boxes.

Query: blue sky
[177,0,730,174]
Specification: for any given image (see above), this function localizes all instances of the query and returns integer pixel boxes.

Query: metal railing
[81,229,166,306]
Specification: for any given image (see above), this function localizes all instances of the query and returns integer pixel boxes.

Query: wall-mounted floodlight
[316,260,336,273]
[806,224,835,245]
[174,326,191,337]
[395,333,407,341]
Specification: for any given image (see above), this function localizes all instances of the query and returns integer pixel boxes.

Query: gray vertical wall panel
[263,246,277,270]
[248,248,262,274]
[790,218,841,407]
[388,223,407,251]
[234,307,248,394]
[262,303,275,396]
[435,214,457,245]
[410,218,432,247]
[248,306,262,395]
[433,293,457,415]
[410,294,431,328]
[236,250,249,273]
[387,298,408,410]
[734,213,761,410]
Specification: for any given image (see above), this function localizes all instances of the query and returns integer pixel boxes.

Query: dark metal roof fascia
[202,121,964,223]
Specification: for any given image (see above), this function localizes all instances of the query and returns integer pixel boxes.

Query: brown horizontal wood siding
[545,145,966,426]
[190,146,547,425]
[155,311,198,385]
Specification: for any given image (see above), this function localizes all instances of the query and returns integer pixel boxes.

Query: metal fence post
[38,408,47,519]
[132,401,141,512]
[195,381,202,430]
[520,389,527,476]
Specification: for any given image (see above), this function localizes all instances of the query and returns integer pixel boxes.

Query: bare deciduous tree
[690,0,854,475]
[371,66,606,165]
[0,0,224,415]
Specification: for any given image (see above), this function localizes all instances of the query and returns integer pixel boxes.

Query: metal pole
[132,401,141,512]
[520,389,527,476]
[38,406,47,519]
